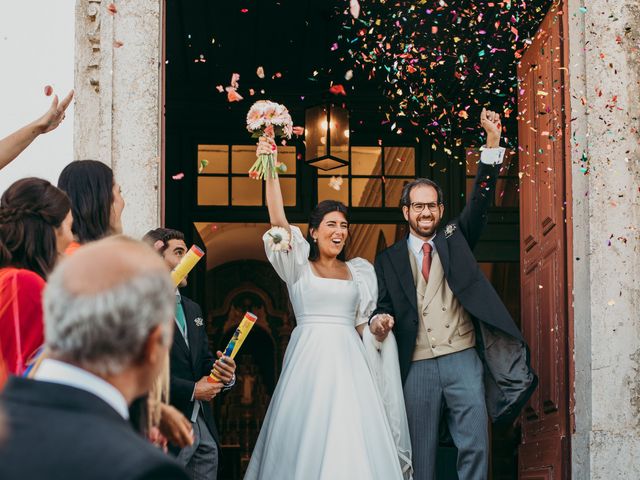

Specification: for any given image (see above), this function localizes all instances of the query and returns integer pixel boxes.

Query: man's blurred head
[143,228,188,288]
[43,236,175,400]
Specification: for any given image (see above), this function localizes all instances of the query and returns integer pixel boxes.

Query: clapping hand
[369,314,395,342]
[480,108,501,148]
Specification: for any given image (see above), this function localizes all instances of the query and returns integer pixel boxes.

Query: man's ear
[439,204,445,218]
[153,240,165,252]
[402,206,409,222]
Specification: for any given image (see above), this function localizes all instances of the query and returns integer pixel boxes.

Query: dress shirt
[479,146,506,165]
[34,358,129,420]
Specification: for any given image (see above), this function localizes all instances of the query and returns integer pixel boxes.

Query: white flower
[444,223,457,238]
[266,226,291,252]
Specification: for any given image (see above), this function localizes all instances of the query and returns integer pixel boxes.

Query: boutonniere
[444,224,457,239]
[194,317,204,327]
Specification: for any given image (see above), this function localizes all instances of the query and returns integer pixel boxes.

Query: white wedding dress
[244,226,411,480]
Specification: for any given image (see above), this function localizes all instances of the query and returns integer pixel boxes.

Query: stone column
[74,0,162,238]
[568,0,640,477]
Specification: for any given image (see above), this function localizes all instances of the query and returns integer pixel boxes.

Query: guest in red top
[0,178,73,379]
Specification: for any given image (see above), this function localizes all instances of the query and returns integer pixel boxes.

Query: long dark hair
[57,160,115,243]
[0,178,71,279]
[307,200,349,261]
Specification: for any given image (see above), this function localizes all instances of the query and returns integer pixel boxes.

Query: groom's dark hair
[400,178,444,208]
[307,200,349,262]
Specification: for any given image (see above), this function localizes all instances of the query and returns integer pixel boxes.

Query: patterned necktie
[422,243,433,283]
[175,296,187,337]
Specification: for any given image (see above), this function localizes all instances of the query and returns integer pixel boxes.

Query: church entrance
[162,0,572,478]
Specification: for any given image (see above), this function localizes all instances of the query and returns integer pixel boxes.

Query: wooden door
[517,2,572,479]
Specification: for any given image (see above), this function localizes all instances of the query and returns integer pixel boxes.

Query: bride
[244,142,412,480]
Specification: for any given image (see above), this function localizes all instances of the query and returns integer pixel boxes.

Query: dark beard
[409,215,440,238]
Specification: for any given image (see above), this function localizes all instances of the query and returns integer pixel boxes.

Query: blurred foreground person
[0,237,189,480]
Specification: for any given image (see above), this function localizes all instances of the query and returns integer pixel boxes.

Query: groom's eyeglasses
[409,202,440,213]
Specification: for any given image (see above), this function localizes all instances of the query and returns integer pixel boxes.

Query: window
[317,145,416,208]
[197,144,297,207]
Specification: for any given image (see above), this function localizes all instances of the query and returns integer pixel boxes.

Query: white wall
[0,1,75,195]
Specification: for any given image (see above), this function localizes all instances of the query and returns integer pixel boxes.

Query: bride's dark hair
[307,200,349,262]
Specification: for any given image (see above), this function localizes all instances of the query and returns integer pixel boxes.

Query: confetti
[199,159,209,174]
[44,85,53,97]
[113,40,124,48]
[328,176,344,191]
[329,84,347,96]
[106,3,117,15]
[350,0,361,19]
[256,66,265,79]
[172,172,185,180]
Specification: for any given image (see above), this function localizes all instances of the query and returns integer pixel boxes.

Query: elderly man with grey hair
[0,236,190,480]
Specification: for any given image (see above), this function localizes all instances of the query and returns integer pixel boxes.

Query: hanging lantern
[304,103,350,170]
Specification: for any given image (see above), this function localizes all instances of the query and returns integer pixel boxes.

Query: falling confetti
[113,40,124,48]
[328,176,344,191]
[199,159,209,174]
[44,85,53,97]
[106,3,117,15]
[329,84,347,96]
[172,172,185,180]
[349,0,361,19]
[256,66,265,79]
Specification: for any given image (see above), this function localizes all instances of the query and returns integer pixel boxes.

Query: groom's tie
[422,243,432,283]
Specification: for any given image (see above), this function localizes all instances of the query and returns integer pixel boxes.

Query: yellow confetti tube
[208,312,257,383]
[170,245,204,287]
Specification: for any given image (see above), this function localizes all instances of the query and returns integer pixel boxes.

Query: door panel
[517,2,571,478]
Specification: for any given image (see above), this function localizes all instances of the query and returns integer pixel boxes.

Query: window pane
[231,145,258,174]
[277,146,297,175]
[351,146,382,175]
[385,178,409,208]
[198,145,228,174]
[280,177,296,206]
[384,147,415,176]
[198,177,228,205]
[231,177,262,206]
[352,178,382,207]
[318,177,348,204]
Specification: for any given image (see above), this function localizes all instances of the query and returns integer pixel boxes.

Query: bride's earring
[313,238,317,243]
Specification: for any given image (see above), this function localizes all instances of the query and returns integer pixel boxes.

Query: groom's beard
[409,212,441,239]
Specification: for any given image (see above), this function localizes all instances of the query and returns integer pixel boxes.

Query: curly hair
[0,178,71,279]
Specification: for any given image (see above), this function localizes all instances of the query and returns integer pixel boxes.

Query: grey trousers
[177,412,219,480]
[404,348,489,480]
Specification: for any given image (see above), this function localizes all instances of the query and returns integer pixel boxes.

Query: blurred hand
[211,351,236,384]
[158,403,193,448]
[480,108,501,148]
[194,376,223,401]
[369,314,395,342]
[34,89,74,134]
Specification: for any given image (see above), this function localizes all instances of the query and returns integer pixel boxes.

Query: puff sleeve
[263,225,309,285]
[348,257,378,327]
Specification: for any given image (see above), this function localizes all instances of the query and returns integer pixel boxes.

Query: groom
[370,109,536,480]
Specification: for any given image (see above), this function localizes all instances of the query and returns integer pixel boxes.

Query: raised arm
[458,108,504,248]
[263,136,290,230]
[0,90,74,171]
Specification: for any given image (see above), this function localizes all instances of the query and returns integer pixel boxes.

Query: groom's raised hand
[369,314,395,342]
[480,107,501,148]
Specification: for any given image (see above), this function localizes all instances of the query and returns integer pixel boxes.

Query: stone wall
[74,0,162,238]
[568,0,640,477]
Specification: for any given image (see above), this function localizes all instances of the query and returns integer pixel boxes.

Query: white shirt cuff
[223,373,236,390]
[479,146,505,165]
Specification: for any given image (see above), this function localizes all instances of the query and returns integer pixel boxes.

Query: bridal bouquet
[246,100,293,180]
